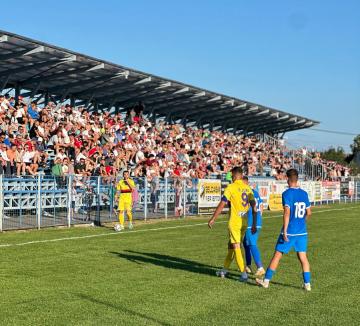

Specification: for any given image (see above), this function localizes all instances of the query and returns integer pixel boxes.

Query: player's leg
[250,244,264,276]
[243,236,252,273]
[231,242,248,282]
[256,250,283,288]
[297,252,311,290]
[125,200,133,229]
[256,233,293,288]
[295,235,311,291]
[118,199,125,229]
[217,241,234,278]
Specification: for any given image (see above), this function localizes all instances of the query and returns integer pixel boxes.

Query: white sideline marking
[0,206,358,249]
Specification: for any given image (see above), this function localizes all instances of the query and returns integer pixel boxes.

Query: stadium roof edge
[0,29,319,134]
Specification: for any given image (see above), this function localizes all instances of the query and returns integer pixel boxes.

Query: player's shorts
[244,228,261,246]
[228,218,247,244]
[275,234,308,254]
[118,199,132,211]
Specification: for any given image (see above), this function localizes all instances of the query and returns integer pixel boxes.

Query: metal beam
[86,63,105,71]
[246,118,304,133]
[153,96,220,116]
[29,72,128,95]
[0,75,10,91]
[29,81,42,100]
[0,58,64,77]
[116,86,182,107]
[254,121,309,134]
[174,101,250,121]
[24,45,45,56]
[114,89,196,111]
[197,111,275,130]
[134,76,151,85]
[77,81,163,106]
[188,103,249,121]
[21,63,95,86]
[72,77,152,98]
[0,48,33,61]
[206,111,276,129]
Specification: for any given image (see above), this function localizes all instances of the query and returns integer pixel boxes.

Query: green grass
[0,203,359,326]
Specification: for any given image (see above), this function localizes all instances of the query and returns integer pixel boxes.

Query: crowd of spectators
[310,152,350,179]
[0,93,350,182]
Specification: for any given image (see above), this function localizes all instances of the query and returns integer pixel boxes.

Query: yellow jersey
[223,179,254,221]
[116,179,135,202]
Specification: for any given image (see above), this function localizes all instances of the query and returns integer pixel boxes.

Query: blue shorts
[244,228,261,246]
[275,234,308,254]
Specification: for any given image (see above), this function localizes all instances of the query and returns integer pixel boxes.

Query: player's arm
[208,200,227,229]
[125,178,134,190]
[283,206,290,242]
[248,190,257,234]
[305,193,311,221]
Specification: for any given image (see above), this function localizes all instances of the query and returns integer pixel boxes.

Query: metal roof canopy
[0,30,319,135]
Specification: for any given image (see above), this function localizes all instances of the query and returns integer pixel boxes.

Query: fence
[0,175,359,231]
[0,175,199,231]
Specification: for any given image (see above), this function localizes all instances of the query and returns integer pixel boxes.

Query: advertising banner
[349,181,355,197]
[249,178,271,209]
[321,181,340,201]
[198,179,222,214]
[268,193,283,211]
[313,181,322,202]
[341,181,354,197]
[300,181,316,202]
[268,181,287,211]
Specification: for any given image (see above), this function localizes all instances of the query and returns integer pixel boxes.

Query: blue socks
[303,272,311,284]
[265,268,275,281]
[244,244,252,266]
[243,241,263,268]
[250,245,263,268]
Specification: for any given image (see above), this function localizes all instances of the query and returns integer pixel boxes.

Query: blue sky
[2,0,359,151]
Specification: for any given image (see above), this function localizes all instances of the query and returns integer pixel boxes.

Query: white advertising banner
[198,179,222,214]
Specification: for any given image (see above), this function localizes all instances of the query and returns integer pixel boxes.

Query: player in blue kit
[242,176,265,277]
[256,169,312,291]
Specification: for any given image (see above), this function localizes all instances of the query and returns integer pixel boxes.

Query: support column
[15,84,20,102]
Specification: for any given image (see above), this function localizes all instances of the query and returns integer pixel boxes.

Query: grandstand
[0,30,357,232]
[0,30,317,134]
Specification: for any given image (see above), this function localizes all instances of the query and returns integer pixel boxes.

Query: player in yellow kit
[115,171,135,230]
[208,167,257,282]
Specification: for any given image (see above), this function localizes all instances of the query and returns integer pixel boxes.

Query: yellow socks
[118,212,124,226]
[126,210,133,223]
[224,249,234,269]
[234,247,245,272]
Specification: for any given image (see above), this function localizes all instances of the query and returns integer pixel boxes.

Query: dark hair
[242,175,249,181]
[231,166,243,175]
[286,168,298,180]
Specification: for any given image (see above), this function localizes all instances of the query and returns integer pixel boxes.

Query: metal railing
[0,175,358,231]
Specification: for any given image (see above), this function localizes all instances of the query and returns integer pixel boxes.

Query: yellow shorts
[228,217,247,244]
[118,199,132,211]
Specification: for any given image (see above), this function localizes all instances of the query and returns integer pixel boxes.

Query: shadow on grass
[110,250,218,277]
[111,251,300,289]
[75,293,171,326]
[247,275,301,289]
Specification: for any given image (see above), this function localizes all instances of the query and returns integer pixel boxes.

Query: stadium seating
[0,95,350,181]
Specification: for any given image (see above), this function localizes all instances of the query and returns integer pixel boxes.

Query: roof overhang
[0,30,319,134]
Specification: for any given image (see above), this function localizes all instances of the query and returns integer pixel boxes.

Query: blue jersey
[281,187,310,236]
[247,189,263,228]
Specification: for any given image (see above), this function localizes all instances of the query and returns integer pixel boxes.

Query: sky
[1,0,359,152]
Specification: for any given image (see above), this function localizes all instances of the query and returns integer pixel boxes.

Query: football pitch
[0,203,359,326]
